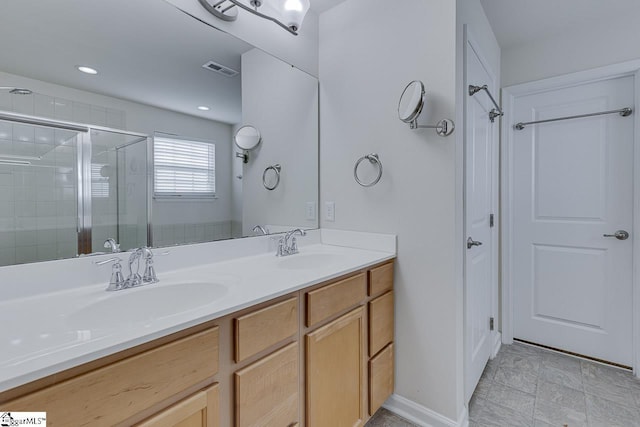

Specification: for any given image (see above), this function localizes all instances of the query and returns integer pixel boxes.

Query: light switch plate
[306,202,317,220]
[325,201,335,222]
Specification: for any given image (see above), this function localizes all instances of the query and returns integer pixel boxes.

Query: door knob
[603,230,629,240]
[467,237,483,249]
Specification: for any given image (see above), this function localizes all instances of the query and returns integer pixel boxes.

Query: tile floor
[368,342,640,427]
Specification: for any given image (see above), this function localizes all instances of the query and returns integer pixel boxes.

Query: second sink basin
[277,253,342,270]
[66,281,228,330]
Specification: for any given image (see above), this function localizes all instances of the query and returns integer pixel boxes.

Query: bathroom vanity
[0,231,395,427]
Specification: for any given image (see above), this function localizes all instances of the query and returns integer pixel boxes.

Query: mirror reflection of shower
[0,105,148,266]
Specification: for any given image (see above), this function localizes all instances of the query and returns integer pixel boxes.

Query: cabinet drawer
[4,327,219,427]
[235,342,299,427]
[368,262,394,296]
[369,343,394,415]
[306,273,366,327]
[369,291,394,357]
[235,297,298,363]
[136,383,219,427]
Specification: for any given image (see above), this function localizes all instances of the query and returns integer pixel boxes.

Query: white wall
[163,0,319,77]
[241,49,319,236]
[502,12,640,87]
[0,70,234,247]
[319,0,462,422]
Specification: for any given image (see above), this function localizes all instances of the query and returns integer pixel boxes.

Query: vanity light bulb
[280,0,309,31]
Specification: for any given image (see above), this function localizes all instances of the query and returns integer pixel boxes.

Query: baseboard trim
[492,331,502,358]
[383,394,468,427]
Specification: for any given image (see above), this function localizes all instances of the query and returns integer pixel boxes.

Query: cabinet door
[235,342,299,427]
[306,307,364,427]
[369,343,394,415]
[136,383,219,427]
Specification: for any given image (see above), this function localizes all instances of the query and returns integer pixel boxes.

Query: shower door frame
[0,110,152,257]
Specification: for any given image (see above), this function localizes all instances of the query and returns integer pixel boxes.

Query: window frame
[153,135,217,200]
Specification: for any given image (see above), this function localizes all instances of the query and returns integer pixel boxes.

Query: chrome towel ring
[354,154,383,187]
[263,164,281,190]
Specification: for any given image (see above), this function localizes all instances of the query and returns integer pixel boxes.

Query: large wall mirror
[0,0,319,266]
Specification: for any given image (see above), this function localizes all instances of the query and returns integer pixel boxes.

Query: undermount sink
[66,282,228,329]
[277,253,342,270]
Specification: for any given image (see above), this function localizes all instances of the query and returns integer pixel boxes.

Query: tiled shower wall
[0,91,126,265]
[152,221,232,247]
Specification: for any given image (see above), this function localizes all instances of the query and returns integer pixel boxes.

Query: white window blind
[154,137,216,198]
[91,163,109,198]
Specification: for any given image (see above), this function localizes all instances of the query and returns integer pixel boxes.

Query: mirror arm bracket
[410,118,455,137]
[236,151,249,164]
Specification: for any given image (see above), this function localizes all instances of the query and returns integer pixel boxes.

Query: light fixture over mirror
[398,80,455,137]
[234,125,262,163]
[197,0,310,35]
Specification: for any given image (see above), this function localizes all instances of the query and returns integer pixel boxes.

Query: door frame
[501,59,640,375]
[463,26,501,402]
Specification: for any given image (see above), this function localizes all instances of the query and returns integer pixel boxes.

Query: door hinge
[490,317,494,331]
[489,214,495,228]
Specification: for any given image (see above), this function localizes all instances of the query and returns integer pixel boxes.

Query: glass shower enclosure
[0,111,149,266]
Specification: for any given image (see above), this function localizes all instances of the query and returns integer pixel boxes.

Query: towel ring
[354,154,383,187]
[263,164,281,190]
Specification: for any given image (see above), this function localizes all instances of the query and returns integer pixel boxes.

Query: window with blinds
[91,164,110,198]
[154,136,216,198]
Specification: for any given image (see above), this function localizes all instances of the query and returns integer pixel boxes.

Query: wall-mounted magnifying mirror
[234,125,262,163]
[398,80,455,137]
[398,80,425,124]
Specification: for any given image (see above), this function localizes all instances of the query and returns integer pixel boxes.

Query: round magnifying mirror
[234,125,262,151]
[398,80,425,123]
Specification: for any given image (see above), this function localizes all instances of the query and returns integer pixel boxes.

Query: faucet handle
[290,236,299,254]
[143,258,158,284]
[276,236,287,257]
[95,257,125,291]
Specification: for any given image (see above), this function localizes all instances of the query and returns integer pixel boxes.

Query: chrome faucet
[276,228,306,257]
[103,238,121,253]
[97,247,166,291]
[252,225,270,235]
[125,248,144,288]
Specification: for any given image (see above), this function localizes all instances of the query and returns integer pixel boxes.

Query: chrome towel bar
[514,107,633,130]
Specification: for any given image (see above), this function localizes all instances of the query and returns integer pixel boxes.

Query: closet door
[511,75,634,365]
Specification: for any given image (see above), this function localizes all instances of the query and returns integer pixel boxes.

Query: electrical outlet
[325,201,335,222]
[306,202,317,220]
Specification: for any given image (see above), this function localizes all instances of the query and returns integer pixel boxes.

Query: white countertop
[0,230,395,393]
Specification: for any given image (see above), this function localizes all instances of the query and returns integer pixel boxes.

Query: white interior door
[512,75,634,366]
[464,37,498,403]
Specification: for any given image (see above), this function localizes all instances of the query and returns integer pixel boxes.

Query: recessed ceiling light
[77,66,98,75]
[197,106,210,111]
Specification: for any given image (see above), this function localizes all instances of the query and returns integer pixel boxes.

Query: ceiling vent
[202,60,239,77]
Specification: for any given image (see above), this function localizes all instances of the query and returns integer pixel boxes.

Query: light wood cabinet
[1,260,395,427]
[369,344,394,415]
[306,307,365,427]
[2,327,219,427]
[234,296,298,363]
[368,262,394,296]
[234,342,299,427]
[369,291,394,357]
[306,273,366,327]
[136,383,220,427]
